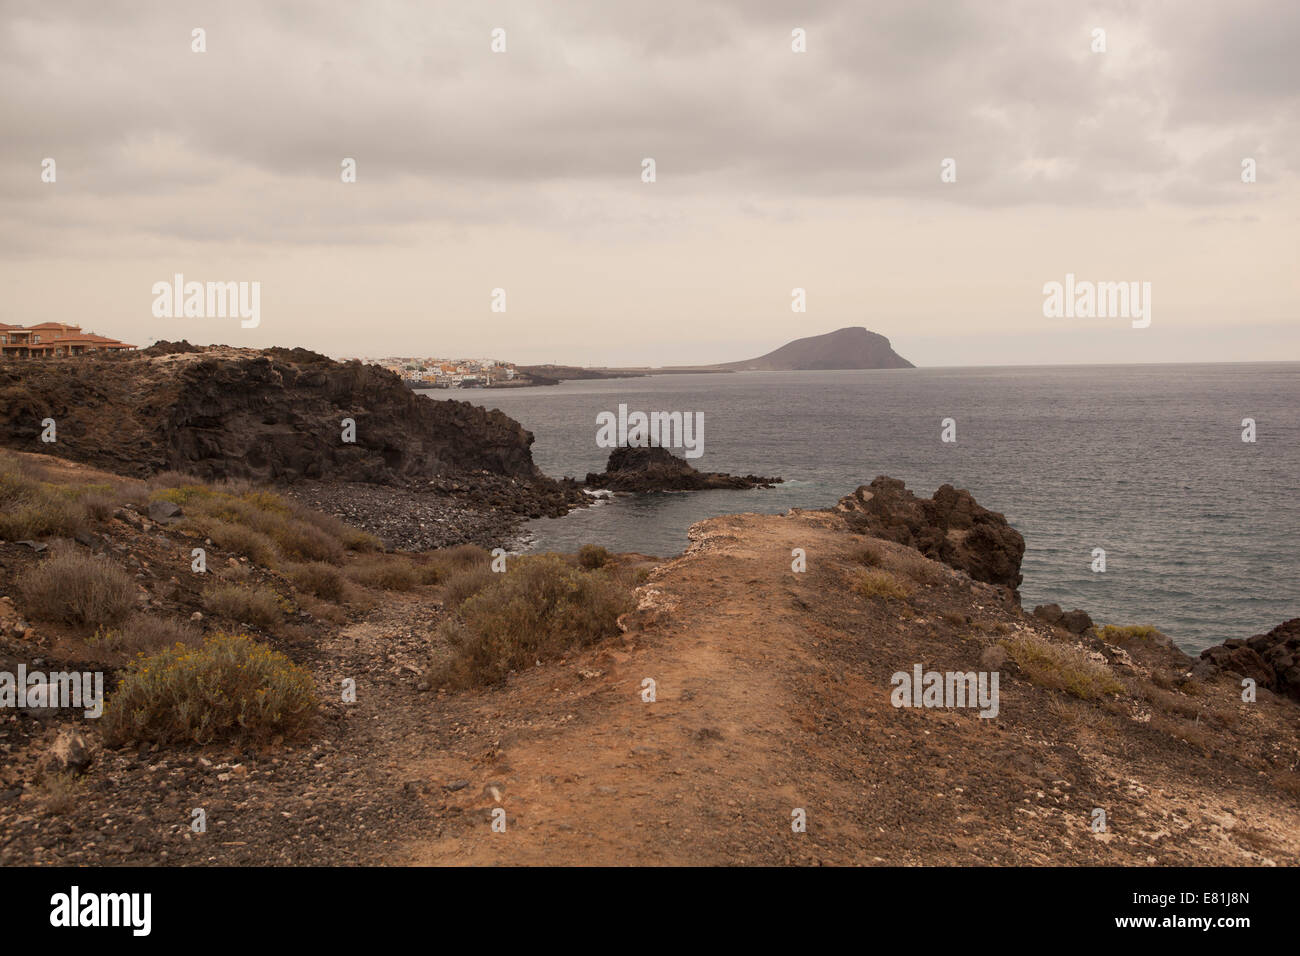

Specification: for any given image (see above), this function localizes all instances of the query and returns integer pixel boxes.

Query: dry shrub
[847,541,885,567]
[1000,634,1123,700]
[202,583,284,628]
[577,544,611,569]
[102,633,317,746]
[92,612,201,654]
[192,518,279,566]
[17,549,137,628]
[284,561,351,602]
[440,565,498,609]
[432,555,635,688]
[345,555,419,591]
[851,568,913,600]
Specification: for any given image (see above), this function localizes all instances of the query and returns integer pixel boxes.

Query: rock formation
[1199,618,1300,701]
[0,344,545,487]
[836,476,1025,597]
[584,446,782,493]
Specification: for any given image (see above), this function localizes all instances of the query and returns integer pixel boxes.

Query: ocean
[420,363,1298,654]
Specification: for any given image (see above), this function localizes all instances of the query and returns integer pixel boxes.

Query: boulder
[837,477,1025,598]
[41,729,93,776]
[147,500,183,523]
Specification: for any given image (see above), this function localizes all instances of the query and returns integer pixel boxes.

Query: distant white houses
[368,356,518,387]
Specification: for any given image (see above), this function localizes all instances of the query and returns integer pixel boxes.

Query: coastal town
[355,356,522,389]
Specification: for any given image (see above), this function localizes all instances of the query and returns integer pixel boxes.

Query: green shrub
[577,544,611,569]
[433,555,635,688]
[102,633,317,746]
[17,549,137,627]
[202,584,284,628]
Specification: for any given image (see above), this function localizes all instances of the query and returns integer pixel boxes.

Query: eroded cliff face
[0,345,542,485]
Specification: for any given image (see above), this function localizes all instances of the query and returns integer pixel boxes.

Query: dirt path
[393,510,1300,866]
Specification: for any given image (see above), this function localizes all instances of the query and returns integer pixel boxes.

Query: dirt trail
[397,509,1300,866]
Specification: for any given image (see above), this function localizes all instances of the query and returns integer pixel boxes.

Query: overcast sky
[2,0,1296,366]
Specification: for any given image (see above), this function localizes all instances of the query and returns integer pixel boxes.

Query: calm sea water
[421,364,1298,654]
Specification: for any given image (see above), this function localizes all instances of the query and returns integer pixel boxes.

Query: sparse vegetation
[102,633,317,746]
[0,457,94,538]
[36,772,82,816]
[851,568,913,600]
[887,551,946,585]
[156,482,375,567]
[432,554,635,688]
[999,633,1124,700]
[17,548,138,628]
[202,583,284,628]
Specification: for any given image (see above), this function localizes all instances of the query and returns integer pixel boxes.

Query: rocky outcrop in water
[0,344,547,488]
[584,446,782,493]
[836,476,1025,598]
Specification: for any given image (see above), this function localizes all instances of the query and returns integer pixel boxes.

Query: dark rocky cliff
[0,344,543,485]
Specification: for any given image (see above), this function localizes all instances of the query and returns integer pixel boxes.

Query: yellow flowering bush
[103,633,318,746]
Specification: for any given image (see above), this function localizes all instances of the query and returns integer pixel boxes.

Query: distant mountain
[715,327,914,370]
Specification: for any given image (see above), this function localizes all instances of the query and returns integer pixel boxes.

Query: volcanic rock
[584,446,782,493]
[836,476,1025,597]
[1200,618,1300,701]
[0,344,544,486]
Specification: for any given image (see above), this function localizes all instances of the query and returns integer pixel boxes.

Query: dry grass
[1097,624,1165,643]
[887,551,947,585]
[432,555,635,689]
[999,633,1124,700]
[851,568,913,600]
[846,541,885,567]
[17,548,138,628]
